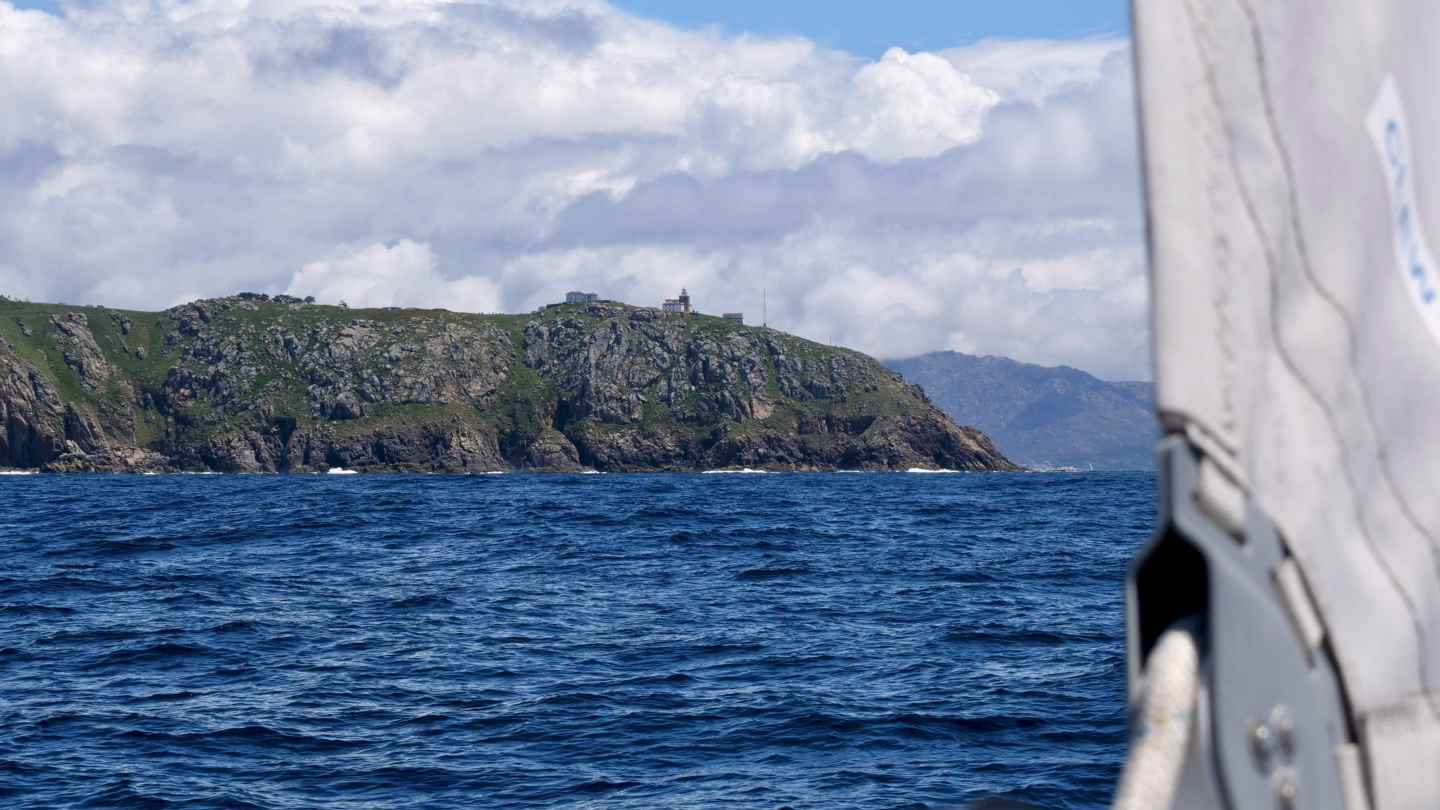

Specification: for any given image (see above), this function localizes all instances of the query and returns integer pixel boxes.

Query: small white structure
[662,287,692,313]
[565,291,599,303]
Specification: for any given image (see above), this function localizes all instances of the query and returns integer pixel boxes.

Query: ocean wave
[85,641,217,669]
[0,470,1146,809]
[735,566,811,580]
[389,593,456,609]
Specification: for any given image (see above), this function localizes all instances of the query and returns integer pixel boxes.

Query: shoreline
[0,466,1144,475]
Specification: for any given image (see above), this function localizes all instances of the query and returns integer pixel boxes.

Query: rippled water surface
[0,471,1153,809]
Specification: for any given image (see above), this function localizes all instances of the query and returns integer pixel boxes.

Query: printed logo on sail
[1367,77,1440,344]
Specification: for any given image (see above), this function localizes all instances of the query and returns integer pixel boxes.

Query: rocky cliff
[0,296,1018,473]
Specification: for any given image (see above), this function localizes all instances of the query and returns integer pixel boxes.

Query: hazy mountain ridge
[885,351,1158,470]
[0,296,1018,473]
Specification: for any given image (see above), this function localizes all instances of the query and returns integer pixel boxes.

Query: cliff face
[0,296,1018,473]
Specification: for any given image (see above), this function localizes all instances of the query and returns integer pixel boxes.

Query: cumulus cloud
[287,239,502,312]
[938,37,1129,105]
[840,48,998,161]
[0,0,1146,379]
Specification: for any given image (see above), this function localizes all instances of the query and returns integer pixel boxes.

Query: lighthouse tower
[678,287,691,314]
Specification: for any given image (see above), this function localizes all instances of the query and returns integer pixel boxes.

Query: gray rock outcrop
[0,297,1019,473]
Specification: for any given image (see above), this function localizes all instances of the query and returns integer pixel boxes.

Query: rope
[1112,626,1201,810]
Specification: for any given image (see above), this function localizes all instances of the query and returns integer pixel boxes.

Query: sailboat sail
[1128,1,1440,808]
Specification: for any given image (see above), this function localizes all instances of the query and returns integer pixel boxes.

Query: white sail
[1132,1,1440,807]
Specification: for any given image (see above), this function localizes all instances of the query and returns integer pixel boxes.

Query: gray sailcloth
[1133,0,1440,806]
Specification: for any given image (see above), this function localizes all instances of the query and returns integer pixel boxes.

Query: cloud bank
[0,0,1146,379]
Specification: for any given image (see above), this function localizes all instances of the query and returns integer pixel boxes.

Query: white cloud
[938,37,1128,105]
[840,48,998,161]
[287,239,502,312]
[0,0,1146,378]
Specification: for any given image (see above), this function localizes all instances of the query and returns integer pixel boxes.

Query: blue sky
[14,1,1131,57]
[611,0,1130,56]
[10,0,56,13]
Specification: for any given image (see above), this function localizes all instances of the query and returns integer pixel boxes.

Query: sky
[0,0,1147,380]
[608,1,1131,57]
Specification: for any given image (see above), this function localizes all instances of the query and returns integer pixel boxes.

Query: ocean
[0,471,1153,809]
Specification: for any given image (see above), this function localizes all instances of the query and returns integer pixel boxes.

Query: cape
[0,295,1018,473]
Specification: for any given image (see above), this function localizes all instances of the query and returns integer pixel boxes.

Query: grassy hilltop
[0,294,1018,473]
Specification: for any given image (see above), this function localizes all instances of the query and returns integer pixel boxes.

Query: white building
[662,287,691,313]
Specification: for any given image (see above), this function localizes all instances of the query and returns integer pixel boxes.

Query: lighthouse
[662,287,695,314]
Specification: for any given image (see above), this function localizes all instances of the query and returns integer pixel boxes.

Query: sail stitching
[1181,0,1402,713]
[1231,2,1440,592]
[1178,0,1440,720]
[1229,0,1440,720]
[1191,0,1241,448]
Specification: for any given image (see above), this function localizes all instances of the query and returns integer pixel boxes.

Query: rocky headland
[0,295,1018,473]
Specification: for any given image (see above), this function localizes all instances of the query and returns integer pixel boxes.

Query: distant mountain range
[885,352,1159,470]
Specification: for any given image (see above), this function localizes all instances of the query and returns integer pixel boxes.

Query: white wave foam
[906,468,959,473]
[703,468,768,474]
[327,467,359,475]
[0,469,37,475]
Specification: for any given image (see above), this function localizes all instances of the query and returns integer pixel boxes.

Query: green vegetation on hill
[0,295,1017,473]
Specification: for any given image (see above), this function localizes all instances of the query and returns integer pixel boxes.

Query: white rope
[1112,626,1201,810]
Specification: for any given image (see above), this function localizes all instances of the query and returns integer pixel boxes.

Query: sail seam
[1232,2,1440,594]
[1178,0,1438,722]
[1230,0,1440,722]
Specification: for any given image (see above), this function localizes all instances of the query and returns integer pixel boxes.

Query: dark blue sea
[0,471,1154,809]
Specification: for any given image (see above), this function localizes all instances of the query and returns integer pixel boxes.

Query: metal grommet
[1248,716,1274,771]
[1270,704,1296,762]
[1273,772,1298,810]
